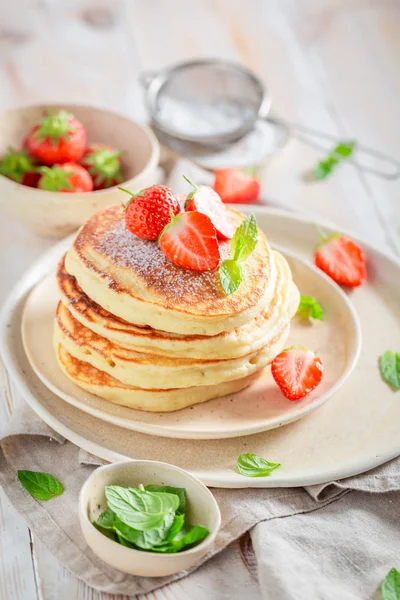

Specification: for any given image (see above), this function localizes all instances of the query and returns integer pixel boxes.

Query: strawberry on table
[120,185,180,241]
[183,175,235,240]
[271,347,324,401]
[314,228,366,287]
[213,168,260,204]
[159,211,220,272]
[25,110,86,165]
[38,163,93,193]
[0,147,40,187]
[80,144,124,190]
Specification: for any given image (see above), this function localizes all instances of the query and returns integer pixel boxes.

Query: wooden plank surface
[0,0,399,598]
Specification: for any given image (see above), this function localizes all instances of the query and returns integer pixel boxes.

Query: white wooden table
[1,0,399,598]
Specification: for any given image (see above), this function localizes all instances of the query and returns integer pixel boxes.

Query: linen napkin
[1,160,400,599]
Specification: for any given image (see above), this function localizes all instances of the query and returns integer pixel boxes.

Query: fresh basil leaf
[166,513,185,541]
[94,508,115,530]
[219,259,243,296]
[105,486,179,531]
[116,533,136,548]
[145,485,186,515]
[297,295,324,321]
[382,568,400,600]
[152,523,209,553]
[379,351,400,390]
[114,512,175,550]
[237,453,280,478]
[231,214,258,262]
[17,470,64,501]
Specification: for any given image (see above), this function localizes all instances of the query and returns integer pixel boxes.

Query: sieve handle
[264,115,400,180]
[139,70,159,89]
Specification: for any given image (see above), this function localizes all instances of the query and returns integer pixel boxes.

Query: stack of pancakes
[54,205,300,412]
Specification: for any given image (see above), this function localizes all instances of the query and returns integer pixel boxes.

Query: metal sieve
[140,59,399,178]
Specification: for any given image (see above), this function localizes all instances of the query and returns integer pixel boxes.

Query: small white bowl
[0,104,160,237]
[79,460,221,577]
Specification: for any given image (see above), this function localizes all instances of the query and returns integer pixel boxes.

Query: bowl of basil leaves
[79,460,221,576]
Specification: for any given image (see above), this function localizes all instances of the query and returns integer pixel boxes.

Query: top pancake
[65,204,274,336]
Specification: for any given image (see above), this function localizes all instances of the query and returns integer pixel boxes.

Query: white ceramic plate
[20,248,360,439]
[1,207,399,487]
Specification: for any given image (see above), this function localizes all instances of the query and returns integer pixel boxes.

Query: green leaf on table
[379,351,400,390]
[114,512,176,550]
[237,453,281,478]
[313,140,355,180]
[17,470,64,501]
[297,295,324,321]
[231,213,258,262]
[152,522,209,553]
[105,485,179,531]
[219,259,243,296]
[145,485,186,515]
[381,568,400,600]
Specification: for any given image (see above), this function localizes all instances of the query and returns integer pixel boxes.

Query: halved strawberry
[120,185,180,240]
[314,229,366,287]
[159,211,220,272]
[183,176,235,240]
[213,168,260,204]
[271,347,323,401]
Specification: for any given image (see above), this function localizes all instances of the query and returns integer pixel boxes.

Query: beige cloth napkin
[1,160,399,599]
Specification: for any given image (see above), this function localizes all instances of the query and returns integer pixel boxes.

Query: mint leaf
[105,486,179,531]
[231,214,258,262]
[152,523,209,553]
[382,568,400,599]
[219,259,243,296]
[237,453,280,478]
[114,512,175,550]
[145,485,186,515]
[18,470,64,501]
[313,140,355,180]
[379,351,400,390]
[297,295,324,321]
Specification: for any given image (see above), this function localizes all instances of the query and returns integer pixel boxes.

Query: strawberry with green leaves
[314,227,366,287]
[80,144,124,190]
[120,185,180,241]
[0,147,40,187]
[271,347,324,401]
[213,168,260,204]
[38,163,93,193]
[183,175,235,240]
[25,110,86,165]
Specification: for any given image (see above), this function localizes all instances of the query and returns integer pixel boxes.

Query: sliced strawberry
[183,176,235,240]
[213,168,260,204]
[271,347,323,401]
[159,211,220,272]
[121,185,180,240]
[314,230,366,287]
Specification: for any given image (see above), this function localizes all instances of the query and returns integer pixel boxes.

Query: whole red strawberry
[80,144,124,190]
[0,147,40,187]
[159,211,220,272]
[121,185,180,241]
[213,168,260,204]
[25,110,86,165]
[183,175,235,240]
[314,228,366,287]
[271,347,324,401]
[38,163,93,193]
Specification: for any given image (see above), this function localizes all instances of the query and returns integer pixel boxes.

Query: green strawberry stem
[39,166,73,191]
[0,147,38,183]
[34,109,74,145]
[314,224,328,243]
[183,174,200,201]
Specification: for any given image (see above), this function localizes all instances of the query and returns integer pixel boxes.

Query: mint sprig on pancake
[219,214,258,295]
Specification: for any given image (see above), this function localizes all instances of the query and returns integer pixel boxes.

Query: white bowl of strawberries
[0,104,159,237]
